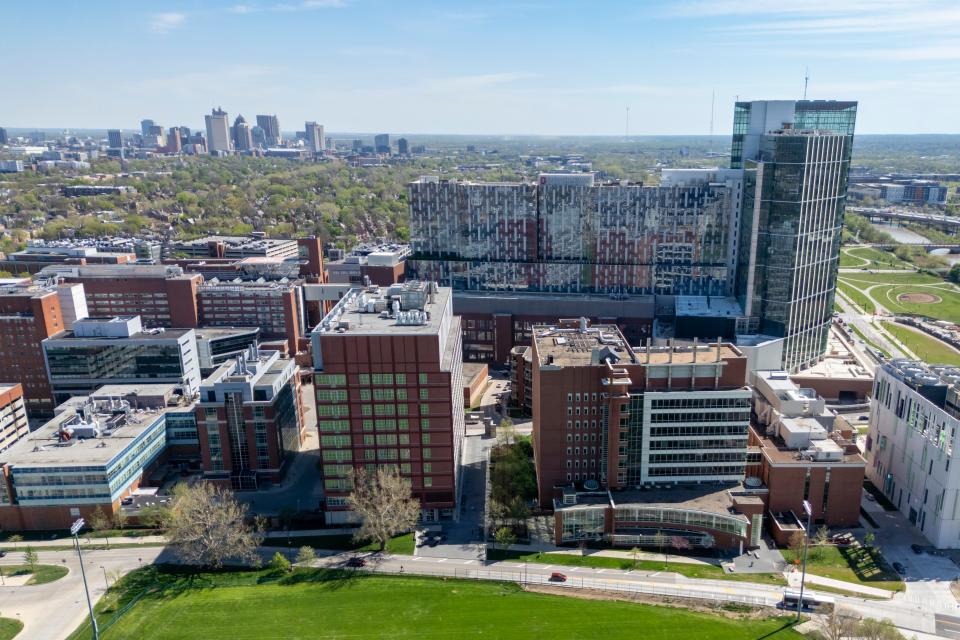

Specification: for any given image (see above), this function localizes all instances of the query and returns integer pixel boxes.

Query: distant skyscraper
[251,126,266,148]
[232,115,253,151]
[305,122,324,154]
[140,119,155,137]
[732,100,857,372]
[0,127,7,145]
[166,127,183,153]
[397,137,409,155]
[374,133,390,154]
[256,115,281,146]
[107,129,122,149]
[205,107,232,155]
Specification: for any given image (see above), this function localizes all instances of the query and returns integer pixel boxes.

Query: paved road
[0,546,165,640]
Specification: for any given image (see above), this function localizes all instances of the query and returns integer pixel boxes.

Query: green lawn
[262,532,415,555]
[870,284,960,322]
[782,545,903,592]
[882,322,960,365]
[0,564,69,585]
[840,247,912,270]
[0,618,22,640]
[837,279,876,313]
[70,566,802,640]
[840,272,944,286]
[488,549,786,586]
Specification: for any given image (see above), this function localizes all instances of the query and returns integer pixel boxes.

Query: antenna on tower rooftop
[803,67,810,100]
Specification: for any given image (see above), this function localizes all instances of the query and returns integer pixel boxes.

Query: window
[363,435,375,445]
[359,389,371,401]
[422,433,431,444]
[420,404,430,415]
[419,388,429,400]
[396,374,407,385]
[424,477,433,487]
[423,462,432,473]
[358,374,370,385]
[362,419,374,431]
[398,419,409,430]
[423,448,432,459]
[419,373,428,384]
[316,374,346,387]
[421,418,430,430]
[396,389,408,400]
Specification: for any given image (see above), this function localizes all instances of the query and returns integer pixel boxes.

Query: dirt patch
[897,292,941,304]
[522,584,771,619]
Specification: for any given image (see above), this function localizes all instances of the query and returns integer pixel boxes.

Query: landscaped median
[0,618,22,640]
[68,565,803,640]
[0,564,69,586]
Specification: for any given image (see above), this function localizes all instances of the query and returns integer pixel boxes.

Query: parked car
[549,572,567,582]
[858,415,869,422]
[0,550,6,558]
[911,544,924,555]
[346,556,366,568]
[864,493,876,502]
[121,496,134,506]
[893,562,906,575]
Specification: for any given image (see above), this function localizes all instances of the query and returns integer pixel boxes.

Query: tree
[498,417,515,446]
[787,530,807,566]
[269,551,292,574]
[7,535,22,551]
[165,483,263,568]
[949,264,960,285]
[89,506,113,548]
[817,609,858,640]
[23,547,38,575]
[138,503,170,530]
[815,525,830,547]
[863,531,876,549]
[295,546,316,566]
[494,527,516,553]
[347,467,420,552]
[630,546,641,569]
[855,618,905,640]
[652,530,668,568]
[114,508,128,532]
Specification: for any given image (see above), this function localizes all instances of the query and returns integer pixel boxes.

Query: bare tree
[138,503,169,530]
[114,508,128,532]
[7,535,22,551]
[815,525,830,547]
[165,483,263,568]
[652,530,668,568]
[348,467,420,552]
[819,609,858,640]
[630,546,641,569]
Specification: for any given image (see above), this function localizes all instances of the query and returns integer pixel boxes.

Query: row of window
[315,373,430,387]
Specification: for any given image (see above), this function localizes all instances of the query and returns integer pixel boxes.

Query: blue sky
[5,0,959,135]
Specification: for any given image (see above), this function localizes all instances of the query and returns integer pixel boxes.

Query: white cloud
[727,8,960,35]
[229,4,256,13]
[667,0,921,18]
[149,12,186,34]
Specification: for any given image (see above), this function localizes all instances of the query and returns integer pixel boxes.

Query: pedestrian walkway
[551,548,716,566]
[785,568,894,599]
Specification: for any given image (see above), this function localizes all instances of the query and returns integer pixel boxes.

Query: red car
[549,572,567,582]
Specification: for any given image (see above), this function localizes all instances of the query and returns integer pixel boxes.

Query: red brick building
[747,370,865,544]
[311,282,465,523]
[195,347,306,490]
[0,282,73,415]
[0,384,28,454]
[197,280,306,356]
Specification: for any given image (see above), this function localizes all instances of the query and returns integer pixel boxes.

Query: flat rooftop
[750,426,864,465]
[315,282,450,337]
[534,323,636,367]
[47,327,193,342]
[610,484,747,516]
[2,403,174,467]
[638,344,740,365]
[193,326,259,339]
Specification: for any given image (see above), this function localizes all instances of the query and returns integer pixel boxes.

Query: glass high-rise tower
[732,100,857,372]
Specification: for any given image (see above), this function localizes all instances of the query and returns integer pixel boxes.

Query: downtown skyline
[3,0,960,135]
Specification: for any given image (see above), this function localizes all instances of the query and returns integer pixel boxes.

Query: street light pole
[71,518,99,640]
[100,565,109,590]
[796,500,813,623]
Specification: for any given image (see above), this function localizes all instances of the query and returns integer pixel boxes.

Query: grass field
[70,567,803,640]
[0,564,69,585]
[262,532,415,555]
[840,247,912,270]
[0,618,22,639]
[488,550,787,586]
[781,545,903,592]
[837,279,876,313]
[882,322,960,365]
[838,271,960,321]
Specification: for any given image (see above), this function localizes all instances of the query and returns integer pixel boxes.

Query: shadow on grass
[754,620,798,640]
[837,545,899,583]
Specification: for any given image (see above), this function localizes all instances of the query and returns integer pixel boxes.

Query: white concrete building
[864,360,960,548]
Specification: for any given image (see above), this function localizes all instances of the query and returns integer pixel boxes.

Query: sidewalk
[785,568,894,599]
[502,543,719,566]
[1,534,167,548]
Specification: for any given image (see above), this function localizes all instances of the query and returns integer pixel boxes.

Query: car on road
[858,415,869,421]
[911,544,924,555]
[893,562,906,575]
[0,550,6,558]
[346,556,366,568]
[864,493,876,502]
[549,572,567,582]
